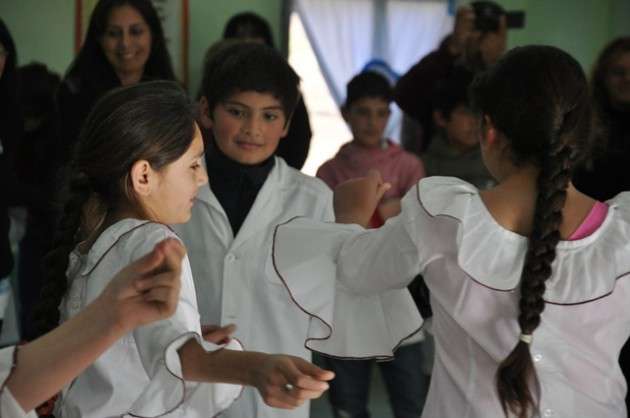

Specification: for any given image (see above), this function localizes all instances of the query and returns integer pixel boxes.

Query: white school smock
[0,346,36,418]
[272,176,630,418]
[55,219,243,418]
[173,157,422,418]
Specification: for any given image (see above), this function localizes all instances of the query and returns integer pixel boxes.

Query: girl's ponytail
[33,169,95,336]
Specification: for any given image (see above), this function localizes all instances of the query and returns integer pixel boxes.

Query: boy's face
[202,91,289,165]
[343,97,391,148]
[439,105,480,154]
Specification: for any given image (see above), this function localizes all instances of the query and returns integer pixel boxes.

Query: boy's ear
[480,115,499,151]
[198,97,213,130]
[130,160,153,197]
[432,110,447,128]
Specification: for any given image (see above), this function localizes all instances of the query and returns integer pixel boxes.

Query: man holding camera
[395,1,508,153]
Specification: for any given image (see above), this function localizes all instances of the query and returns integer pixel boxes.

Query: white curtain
[294,0,454,140]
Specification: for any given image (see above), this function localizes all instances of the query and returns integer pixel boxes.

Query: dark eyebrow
[222,100,284,112]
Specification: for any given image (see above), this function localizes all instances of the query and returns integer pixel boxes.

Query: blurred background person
[56,0,176,168]
[0,18,23,333]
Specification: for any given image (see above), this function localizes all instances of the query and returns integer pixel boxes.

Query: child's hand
[334,169,391,227]
[254,354,334,409]
[377,198,402,221]
[103,238,185,332]
[201,323,236,345]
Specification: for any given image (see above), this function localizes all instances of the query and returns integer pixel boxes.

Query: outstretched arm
[178,340,335,409]
[6,238,184,411]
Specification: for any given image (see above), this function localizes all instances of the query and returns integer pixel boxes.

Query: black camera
[471,1,525,32]
[471,1,503,32]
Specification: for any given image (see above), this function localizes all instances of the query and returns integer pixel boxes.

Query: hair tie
[519,333,533,344]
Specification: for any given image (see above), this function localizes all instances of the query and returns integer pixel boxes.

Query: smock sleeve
[270,215,423,360]
[125,228,243,417]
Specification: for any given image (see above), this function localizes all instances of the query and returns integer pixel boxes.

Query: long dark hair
[66,0,175,91]
[470,45,595,418]
[34,80,195,336]
[590,36,630,113]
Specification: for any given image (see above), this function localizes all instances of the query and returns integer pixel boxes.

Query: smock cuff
[126,333,243,417]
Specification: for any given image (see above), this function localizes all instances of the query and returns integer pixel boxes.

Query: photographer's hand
[449,4,477,62]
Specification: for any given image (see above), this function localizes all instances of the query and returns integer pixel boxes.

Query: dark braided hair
[470,45,596,418]
[33,80,196,337]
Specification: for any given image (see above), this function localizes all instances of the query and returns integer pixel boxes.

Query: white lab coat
[175,157,423,418]
[174,158,333,418]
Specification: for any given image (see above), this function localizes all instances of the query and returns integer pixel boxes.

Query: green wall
[496,0,629,72]
[0,0,283,95]
[1,0,628,93]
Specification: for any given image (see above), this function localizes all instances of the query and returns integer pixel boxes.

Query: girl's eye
[191,162,201,171]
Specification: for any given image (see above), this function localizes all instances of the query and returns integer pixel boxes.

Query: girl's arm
[5,238,184,412]
[178,340,335,409]
[334,170,391,226]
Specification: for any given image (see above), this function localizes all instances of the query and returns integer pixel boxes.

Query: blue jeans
[324,342,429,418]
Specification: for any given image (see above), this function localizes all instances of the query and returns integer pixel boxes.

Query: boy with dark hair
[423,71,495,189]
[317,70,427,418]
[174,43,422,418]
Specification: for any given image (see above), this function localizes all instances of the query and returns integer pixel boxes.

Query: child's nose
[244,116,262,137]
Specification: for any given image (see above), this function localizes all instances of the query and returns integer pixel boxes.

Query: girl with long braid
[271,45,630,417]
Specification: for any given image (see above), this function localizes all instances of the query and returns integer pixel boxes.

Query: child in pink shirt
[316,70,427,417]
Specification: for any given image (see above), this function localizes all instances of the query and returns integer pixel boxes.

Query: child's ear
[432,110,447,128]
[198,97,213,130]
[130,160,153,197]
[480,115,499,151]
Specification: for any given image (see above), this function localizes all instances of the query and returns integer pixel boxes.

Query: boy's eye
[356,108,370,117]
[263,112,280,121]
[227,108,245,117]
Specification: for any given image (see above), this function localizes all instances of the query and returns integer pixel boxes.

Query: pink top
[317,140,425,200]
[568,201,609,240]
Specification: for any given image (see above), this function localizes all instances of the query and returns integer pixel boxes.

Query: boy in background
[422,71,495,189]
[317,71,427,418]
[174,43,421,418]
